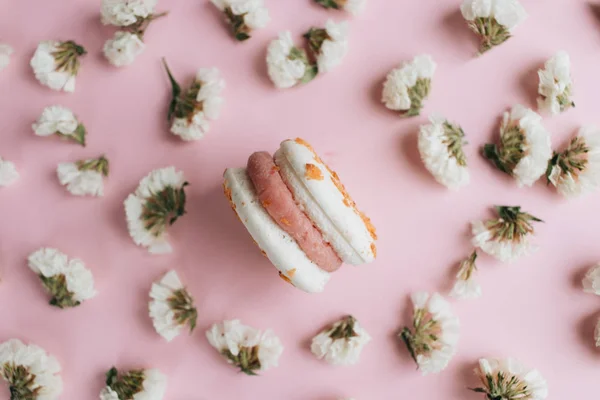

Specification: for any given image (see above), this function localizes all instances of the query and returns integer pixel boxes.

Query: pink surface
[0,0,599,398]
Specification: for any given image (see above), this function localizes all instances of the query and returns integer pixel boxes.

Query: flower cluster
[400,292,459,375]
[314,0,365,15]
[0,339,62,400]
[211,0,270,41]
[461,0,528,54]
[27,248,97,308]
[124,167,189,254]
[546,126,600,198]
[149,270,197,342]
[0,157,19,187]
[163,61,225,141]
[381,55,436,117]
[100,366,167,400]
[206,319,284,375]
[30,40,86,92]
[472,206,542,263]
[538,51,574,115]
[418,115,470,190]
[483,105,552,187]
[0,43,13,71]
[33,105,87,146]
[267,20,349,89]
[57,155,109,197]
[311,315,372,366]
[450,250,481,300]
[470,358,548,400]
[101,0,168,67]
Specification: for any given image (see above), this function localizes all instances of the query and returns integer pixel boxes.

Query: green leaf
[162,58,181,122]
[105,367,118,387]
[545,152,559,184]
[301,65,318,84]
[399,327,417,364]
[235,32,250,41]
[73,124,86,147]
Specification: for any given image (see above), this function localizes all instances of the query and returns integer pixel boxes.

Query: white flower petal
[33,106,79,137]
[0,43,13,71]
[103,31,145,67]
[0,157,19,187]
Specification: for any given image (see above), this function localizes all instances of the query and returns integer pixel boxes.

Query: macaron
[223,138,377,293]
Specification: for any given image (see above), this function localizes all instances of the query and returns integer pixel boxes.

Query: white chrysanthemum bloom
[537,51,574,115]
[57,155,109,197]
[418,115,470,190]
[304,20,349,74]
[149,270,197,342]
[483,105,552,187]
[266,31,313,89]
[400,292,460,375]
[124,167,188,254]
[472,206,542,263]
[104,31,145,67]
[0,339,63,399]
[101,0,158,26]
[471,358,548,399]
[0,44,13,71]
[33,105,86,146]
[582,263,600,296]
[314,0,365,14]
[101,367,167,400]
[450,250,481,300]
[163,60,225,141]
[461,0,528,54]
[382,55,437,117]
[547,126,600,198]
[28,248,97,308]
[311,315,371,366]
[30,40,86,92]
[0,157,19,187]
[211,0,270,41]
[206,319,284,375]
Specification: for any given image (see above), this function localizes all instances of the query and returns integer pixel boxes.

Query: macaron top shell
[274,139,377,265]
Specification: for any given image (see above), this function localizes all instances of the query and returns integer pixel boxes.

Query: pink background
[1,0,599,398]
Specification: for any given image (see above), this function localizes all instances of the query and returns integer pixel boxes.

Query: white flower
[266,31,310,89]
[547,126,600,198]
[0,157,18,187]
[537,51,574,115]
[418,115,470,190]
[149,270,197,342]
[450,250,481,299]
[0,339,63,400]
[124,167,188,254]
[313,20,349,74]
[472,206,541,263]
[484,105,552,187]
[471,358,548,399]
[461,0,528,54]
[206,319,284,374]
[582,263,600,296]
[104,31,145,67]
[382,54,436,116]
[33,105,86,146]
[314,0,365,14]
[100,386,120,400]
[211,0,270,40]
[27,248,97,308]
[311,315,371,366]
[30,40,86,92]
[101,0,158,26]
[0,44,13,71]
[103,367,167,400]
[400,292,459,375]
[57,155,109,197]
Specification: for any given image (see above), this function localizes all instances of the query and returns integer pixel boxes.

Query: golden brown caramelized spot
[287,268,297,278]
[360,211,378,240]
[343,198,352,207]
[271,165,280,173]
[371,243,377,258]
[261,199,272,208]
[305,163,324,181]
[280,217,291,226]
[223,182,236,211]
[260,250,267,257]
[278,271,293,285]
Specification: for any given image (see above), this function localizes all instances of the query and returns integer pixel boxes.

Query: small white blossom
[0,157,19,187]
[266,32,311,89]
[32,105,86,146]
[0,44,13,71]
[311,315,371,366]
[0,339,63,400]
[461,0,528,54]
[27,248,97,307]
[102,367,167,400]
[537,51,574,115]
[101,0,158,26]
[400,292,459,375]
[471,358,548,399]
[211,0,270,40]
[57,155,109,197]
[312,20,349,74]
[206,319,284,375]
[149,270,197,342]
[382,54,436,117]
[472,206,541,263]
[30,40,86,92]
[124,167,188,254]
[450,250,481,300]
[314,0,365,14]
[547,126,600,198]
[582,263,600,296]
[484,105,552,187]
[418,115,470,190]
[104,31,145,67]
